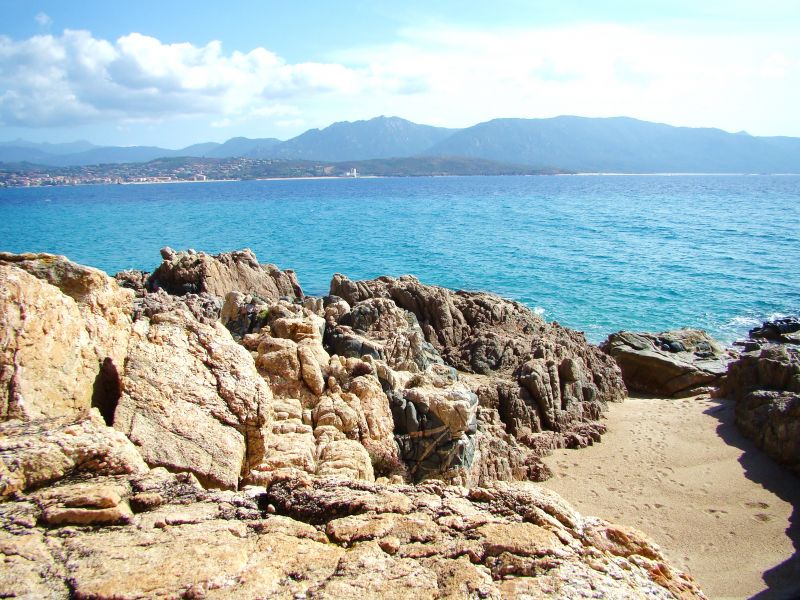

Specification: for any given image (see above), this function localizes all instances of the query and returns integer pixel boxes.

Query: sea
[1,174,798,345]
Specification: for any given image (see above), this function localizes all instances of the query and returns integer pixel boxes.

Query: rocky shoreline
[1,247,797,598]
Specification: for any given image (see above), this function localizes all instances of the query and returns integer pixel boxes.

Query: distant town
[0,155,548,187]
[0,157,364,187]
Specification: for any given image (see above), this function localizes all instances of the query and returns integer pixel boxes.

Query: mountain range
[3,115,800,173]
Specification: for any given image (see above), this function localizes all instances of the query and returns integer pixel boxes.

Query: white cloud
[1,23,798,137]
[331,23,800,135]
[34,12,52,27]
[0,30,414,128]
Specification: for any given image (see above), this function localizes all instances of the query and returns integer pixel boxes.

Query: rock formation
[115,303,274,489]
[0,249,709,597]
[149,247,303,300]
[0,468,704,599]
[602,329,733,397]
[720,320,800,474]
[748,316,800,345]
[0,253,133,421]
[328,274,626,478]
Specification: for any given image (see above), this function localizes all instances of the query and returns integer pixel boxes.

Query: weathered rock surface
[0,254,133,421]
[328,274,625,481]
[330,275,623,392]
[149,247,303,300]
[0,410,147,497]
[0,473,705,599]
[115,303,273,489]
[246,301,399,484]
[720,344,800,474]
[602,329,733,397]
[327,297,444,372]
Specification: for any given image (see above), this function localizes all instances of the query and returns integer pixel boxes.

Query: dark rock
[749,316,800,344]
[720,345,800,474]
[114,270,150,295]
[602,329,732,397]
[329,273,626,458]
[327,297,445,372]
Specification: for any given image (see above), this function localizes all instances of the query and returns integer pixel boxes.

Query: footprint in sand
[753,513,775,522]
[705,508,729,518]
[744,501,770,509]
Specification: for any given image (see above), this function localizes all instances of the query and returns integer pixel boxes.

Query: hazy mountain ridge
[3,115,800,173]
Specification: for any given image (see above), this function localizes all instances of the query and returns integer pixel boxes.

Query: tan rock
[310,541,440,599]
[0,410,147,497]
[115,308,272,489]
[149,247,303,300]
[42,504,133,527]
[0,253,134,422]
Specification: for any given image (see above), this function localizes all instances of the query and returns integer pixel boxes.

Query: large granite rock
[148,247,303,300]
[245,301,400,484]
[0,470,705,599]
[0,410,147,497]
[328,274,625,462]
[115,303,273,489]
[602,329,732,397]
[720,344,800,474]
[0,253,133,421]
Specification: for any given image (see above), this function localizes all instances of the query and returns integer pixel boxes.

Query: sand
[538,395,800,600]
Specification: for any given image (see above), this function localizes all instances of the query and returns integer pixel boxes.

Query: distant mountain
[423,116,800,173]
[270,116,458,161]
[0,139,98,155]
[204,137,281,158]
[3,115,800,173]
[176,142,221,156]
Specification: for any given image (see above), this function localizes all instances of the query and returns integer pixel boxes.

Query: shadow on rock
[704,398,800,600]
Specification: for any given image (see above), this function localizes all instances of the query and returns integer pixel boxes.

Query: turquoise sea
[1,175,798,344]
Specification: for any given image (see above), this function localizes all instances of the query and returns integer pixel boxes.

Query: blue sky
[1,0,799,147]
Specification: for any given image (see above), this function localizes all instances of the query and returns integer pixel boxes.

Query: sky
[1,0,799,148]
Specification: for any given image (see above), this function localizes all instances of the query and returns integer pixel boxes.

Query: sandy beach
[539,395,800,600]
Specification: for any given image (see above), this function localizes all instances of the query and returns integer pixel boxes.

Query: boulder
[0,410,147,497]
[391,384,478,482]
[720,345,800,474]
[748,316,800,345]
[602,329,732,397]
[148,247,303,300]
[114,304,273,489]
[0,254,133,421]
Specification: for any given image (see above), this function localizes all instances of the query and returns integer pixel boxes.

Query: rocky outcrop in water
[745,316,800,347]
[720,325,800,474]
[602,329,733,397]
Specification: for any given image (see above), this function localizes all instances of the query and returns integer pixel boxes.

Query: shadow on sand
[704,397,800,600]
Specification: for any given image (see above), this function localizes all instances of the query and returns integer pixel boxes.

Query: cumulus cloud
[0,30,409,128]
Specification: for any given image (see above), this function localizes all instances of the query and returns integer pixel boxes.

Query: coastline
[5,171,798,189]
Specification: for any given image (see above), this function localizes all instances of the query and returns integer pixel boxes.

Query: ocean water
[1,175,798,344]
